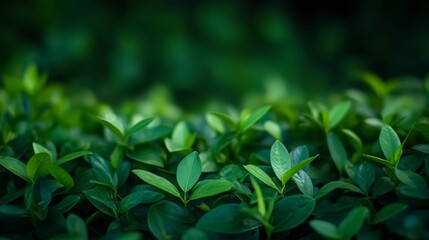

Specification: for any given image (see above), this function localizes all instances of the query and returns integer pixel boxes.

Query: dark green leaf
[182,227,208,240]
[127,148,165,168]
[310,220,341,239]
[26,153,51,181]
[177,151,202,193]
[190,179,233,200]
[126,117,154,137]
[238,105,271,133]
[328,100,351,131]
[379,125,401,163]
[355,162,375,194]
[119,190,164,214]
[83,187,118,218]
[53,195,81,213]
[270,140,291,183]
[132,169,180,198]
[338,206,369,239]
[272,195,315,232]
[244,165,279,192]
[67,214,88,240]
[197,203,261,233]
[412,144,429,154]
[0,156,30,182]
[56,151,92,166]
[327,132,347,174]
[315,181,365,200]
[373,202,408,225]
[148,201,190,240]
[372,177,395,197]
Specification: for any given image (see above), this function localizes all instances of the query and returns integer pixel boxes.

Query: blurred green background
[1,0,429,109]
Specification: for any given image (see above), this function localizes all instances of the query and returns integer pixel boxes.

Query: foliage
[0,66,429,239]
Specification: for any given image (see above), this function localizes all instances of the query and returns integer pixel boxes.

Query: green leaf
[250,176,266,217]
[182,228,209,240]
[310,220,341,239]
[190,179,233,200]
[238,105,271,133]
[83,187,118,218]
[373,202,408,225]
[290,145,309,165]
[372,176,395,197]
[363,154,394,168]
[355,162,375,194]
[412,144,429,154]
[67,213,88,240]
[53,195,81,213]
[206,113,226,133]
[177,151,202,193]
[379,125,401,163]
[67,214,88,240]
[148,201,190,240]
[244,165,279,192]
[338,206,369,239]
[327,132,347,174]
[132,169,181,198]
[0,156,30,182]
[119,190,164,214]
[127,148,165,168]
[126,117,154,137]
[33,142,54,161]
[110,146,123,169]
[56,151,92,166]
[197,203,261,233]
[264,121,282,140]
[98,116,125,141]
[26,153,51,181]
[270,140,291,183]
[314,180,365,200]
[293,170,314,196]
[328,101,352,131]
[395,168,428,189]
[208,112,236,128]
[281,155,318,185]
[272,195,315,232]
[49,165,75,189]
[361,71,386,98]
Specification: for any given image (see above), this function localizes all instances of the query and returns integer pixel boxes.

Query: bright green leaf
[0,156,30,182]
[244,165,279,192]
[270,140,291,183]
[49,165,75,189]
[238,105,271,133]
[177,151,202,193]
[328,101,352,131]
[281,155,318,185]
[56,151,92,166]
[379,125,401,163]
[126,117,154,137]
[190,179,233,200]
[132,170,181,198]
[26,153,51,181]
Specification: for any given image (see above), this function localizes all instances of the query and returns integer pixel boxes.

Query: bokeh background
[1,0,429,109]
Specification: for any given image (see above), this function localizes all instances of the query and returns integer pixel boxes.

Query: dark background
[1,0,429,108]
